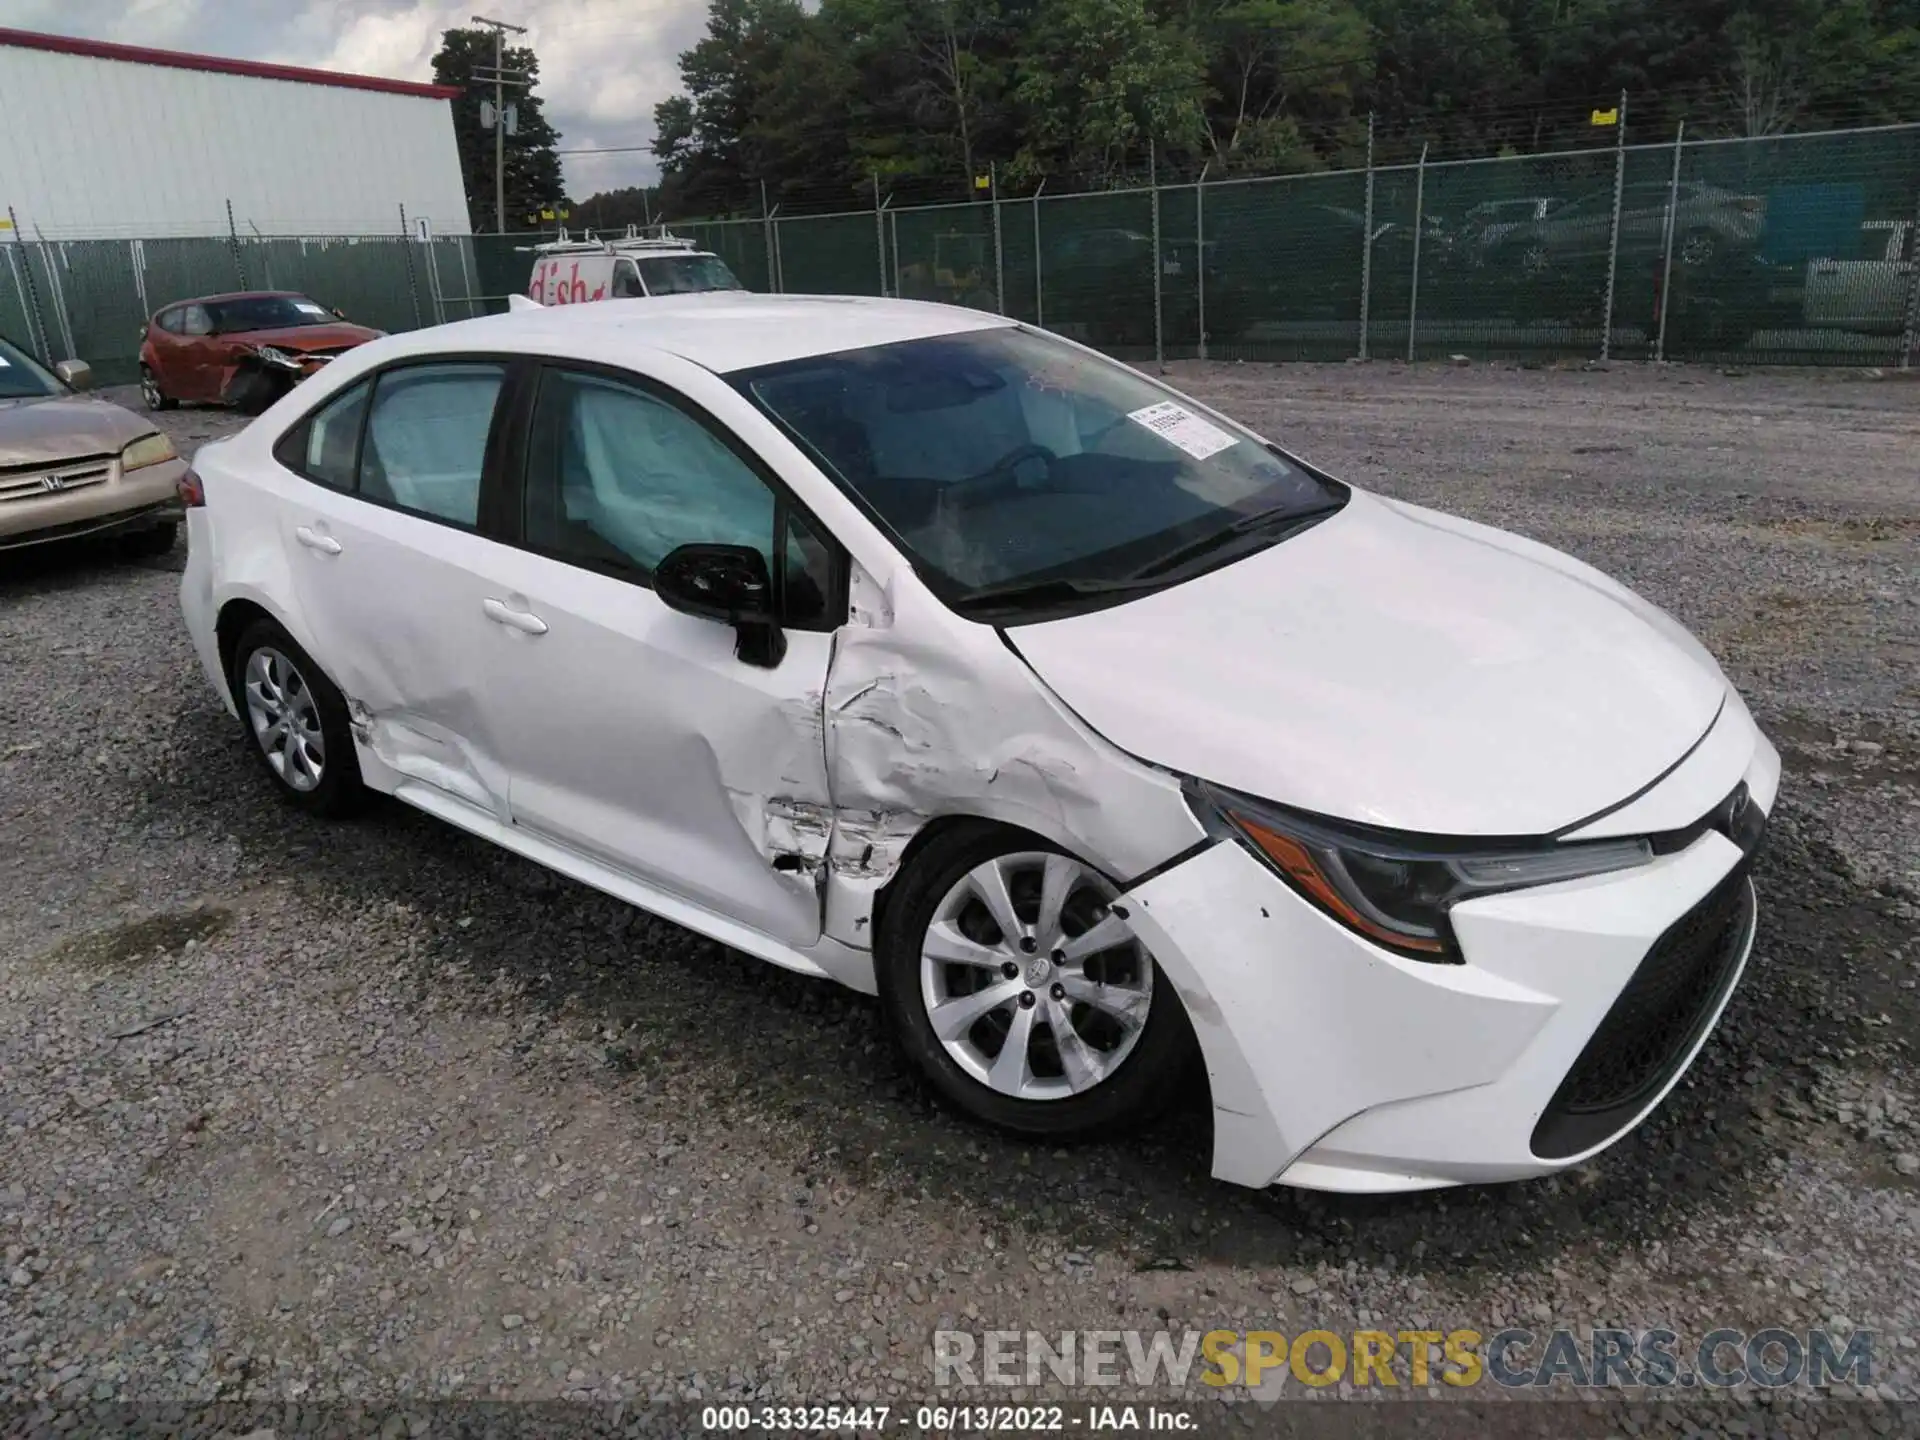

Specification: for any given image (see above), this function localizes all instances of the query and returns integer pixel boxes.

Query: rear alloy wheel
[139,364,176,411]
[229,618,364,816]
[877,826,1192,1140]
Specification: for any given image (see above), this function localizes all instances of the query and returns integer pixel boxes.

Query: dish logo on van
[530,258,607,306]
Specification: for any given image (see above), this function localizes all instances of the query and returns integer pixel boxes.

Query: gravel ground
[1,366,1916,1425]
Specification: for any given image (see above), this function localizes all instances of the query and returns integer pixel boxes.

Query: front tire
[228,618,365,817]
[876,824,1193,1141]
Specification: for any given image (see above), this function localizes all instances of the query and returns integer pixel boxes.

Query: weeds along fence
[5,121,1918,385]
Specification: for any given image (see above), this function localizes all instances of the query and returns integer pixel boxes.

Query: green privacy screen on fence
[3,122,1916,384]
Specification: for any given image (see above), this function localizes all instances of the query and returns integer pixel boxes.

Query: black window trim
[492,355,848,634]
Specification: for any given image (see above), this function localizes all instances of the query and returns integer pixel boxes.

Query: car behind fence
[4,121,1917,385]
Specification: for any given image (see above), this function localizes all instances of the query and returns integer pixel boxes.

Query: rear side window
[273,379,371,491]
[305,381,372,490]
[359,363,505,527]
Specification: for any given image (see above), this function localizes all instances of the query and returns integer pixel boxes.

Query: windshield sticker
[293,302,328,316]
[1127,400,1240,460]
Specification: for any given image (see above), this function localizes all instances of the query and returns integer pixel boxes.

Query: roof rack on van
[517,224,703,255]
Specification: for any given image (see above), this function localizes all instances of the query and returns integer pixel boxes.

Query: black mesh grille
[1531,864,1755,1160]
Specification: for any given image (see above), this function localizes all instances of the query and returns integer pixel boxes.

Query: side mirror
[331,306,346,320]
[654,543,786,668]
[54,359,93,391]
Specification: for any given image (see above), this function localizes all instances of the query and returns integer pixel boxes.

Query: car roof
[386,292,1016,375]
[168,290,309,307]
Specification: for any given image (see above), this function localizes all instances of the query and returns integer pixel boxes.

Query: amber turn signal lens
[1233,813,1449,956]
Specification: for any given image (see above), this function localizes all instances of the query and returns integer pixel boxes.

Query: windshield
[207,295,333,334]
[0,336,64,399]
[737,326,1343,614]
[635,254,742,295]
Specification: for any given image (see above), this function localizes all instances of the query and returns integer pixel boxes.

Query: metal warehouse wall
[0,45,471,240]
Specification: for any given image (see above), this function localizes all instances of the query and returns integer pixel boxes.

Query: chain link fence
[4,121,1917,384]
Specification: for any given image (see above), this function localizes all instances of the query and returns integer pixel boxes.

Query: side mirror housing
[54,359,93,391]
[654,543,786,668]
[331,306,347,320]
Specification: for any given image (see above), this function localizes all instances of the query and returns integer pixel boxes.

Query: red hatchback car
[139,291,383,414]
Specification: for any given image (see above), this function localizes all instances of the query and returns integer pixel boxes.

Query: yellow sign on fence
[1590,107,1620,126]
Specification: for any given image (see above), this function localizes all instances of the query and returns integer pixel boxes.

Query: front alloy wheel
[877,825,1193,1141]
[920,853,1152,1099]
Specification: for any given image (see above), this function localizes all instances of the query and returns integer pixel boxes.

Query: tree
[650,0,812,212]
[432,27,568,232]
[644,0,1920,207]
[1011,0,1209,181]
[1724,12,1804,135]
[1189,0,1372,171]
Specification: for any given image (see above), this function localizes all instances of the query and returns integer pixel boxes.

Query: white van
[525,228,746,306]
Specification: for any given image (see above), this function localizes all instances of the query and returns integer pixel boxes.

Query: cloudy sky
[1,0,701,193]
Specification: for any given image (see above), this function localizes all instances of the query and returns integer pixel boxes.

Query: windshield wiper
[951,574,1171,615]
[1129,502,1343,580]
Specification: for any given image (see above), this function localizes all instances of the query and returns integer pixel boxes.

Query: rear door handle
[483,597,549,635]
[295,525,342,555]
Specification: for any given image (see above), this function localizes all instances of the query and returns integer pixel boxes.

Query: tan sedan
[0,334,186,556]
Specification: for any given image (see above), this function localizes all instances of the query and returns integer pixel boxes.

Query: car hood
[225,323,380,351]
[1004,490,1727,836]
[0,394,156,465]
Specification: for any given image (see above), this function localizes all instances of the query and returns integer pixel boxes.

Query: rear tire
[228,617,365,817]
[140,365,176,411]
[875,823,1193,1142]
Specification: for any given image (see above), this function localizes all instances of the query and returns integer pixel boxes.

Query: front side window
[0,335,64,400]
[737,326,1342,615]
[359,363,504,525]
[523,367,777,579]
[634,254,743,295]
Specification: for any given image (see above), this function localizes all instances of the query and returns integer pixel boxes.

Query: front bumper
[0,456,186,550]
[1120,698,1779,1193]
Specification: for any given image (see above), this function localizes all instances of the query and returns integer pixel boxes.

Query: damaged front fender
[817,566,1206,950]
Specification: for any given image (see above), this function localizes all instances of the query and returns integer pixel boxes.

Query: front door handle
[483,597,549,635]
[295,525,342,555]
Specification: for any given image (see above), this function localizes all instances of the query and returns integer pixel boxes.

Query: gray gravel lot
[1,364,1916,1422]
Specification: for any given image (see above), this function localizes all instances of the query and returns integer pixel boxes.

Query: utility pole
[471,14,528,234]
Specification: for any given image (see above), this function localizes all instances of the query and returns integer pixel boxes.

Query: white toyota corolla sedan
[179,293,1777,1193]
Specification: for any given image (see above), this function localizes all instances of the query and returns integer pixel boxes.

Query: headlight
[1187,780,1653,962]
[120,432,177,471]
[252,345,302,370]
